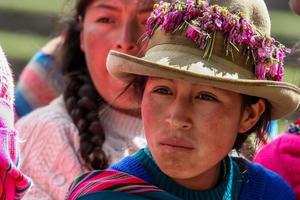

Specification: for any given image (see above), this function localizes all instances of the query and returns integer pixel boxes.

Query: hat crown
[208,0,271,36]
[145,0,290,82]
[106,0,300,119]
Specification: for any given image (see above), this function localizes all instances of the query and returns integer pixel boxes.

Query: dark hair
[60,0,109,170]
[131,76,272,153]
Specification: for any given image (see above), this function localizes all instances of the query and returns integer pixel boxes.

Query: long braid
[63,71,109,170]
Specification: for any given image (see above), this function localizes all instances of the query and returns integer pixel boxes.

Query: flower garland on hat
[145,0,290,81]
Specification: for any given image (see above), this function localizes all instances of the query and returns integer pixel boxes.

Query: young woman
[15,0,155,199]
[14,36,63,118]
[0,46,31,199]
[66,0,300,199]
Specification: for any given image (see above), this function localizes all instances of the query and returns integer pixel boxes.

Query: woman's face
[80,0,153,110]
[142,78,257,190]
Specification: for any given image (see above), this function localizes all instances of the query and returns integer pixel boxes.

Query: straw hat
[107,0,300,119]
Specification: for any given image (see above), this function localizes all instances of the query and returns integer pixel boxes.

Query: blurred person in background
[14,37,63,118]
[0,45,31,199]
[15,0,155,199]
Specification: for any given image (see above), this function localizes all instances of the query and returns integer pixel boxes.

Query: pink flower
[255,63,267,80]
[162,10,183,31]
[284,47,291,54]
[277,64,284,81]
[185,5,201,20]
[257,47,272,59]
[214,19,222,28]
[185,25,199,42]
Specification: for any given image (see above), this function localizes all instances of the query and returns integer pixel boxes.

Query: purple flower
[185,5,201,20]
[186,25,199,42]
[255,63,267,80]
[277,64,284,81]
[214,19,222,28]
[257,47,272,59]
[162,11,183,31]
[284,47,291,54]
[223,19,232,32]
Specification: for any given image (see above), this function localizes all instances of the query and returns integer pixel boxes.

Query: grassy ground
[270,10,300,40]
[0,31,49,61]
[0,0,71,15]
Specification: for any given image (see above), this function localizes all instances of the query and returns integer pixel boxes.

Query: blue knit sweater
[109,148,295,200]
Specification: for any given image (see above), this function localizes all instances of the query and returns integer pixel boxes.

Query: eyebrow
[91,2,153,13]
[92,3,121,12]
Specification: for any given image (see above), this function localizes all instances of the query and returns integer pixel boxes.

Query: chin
[157,158,192,177]
[162,166,196,180]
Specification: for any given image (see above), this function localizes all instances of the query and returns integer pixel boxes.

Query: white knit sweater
[16,96,145,200]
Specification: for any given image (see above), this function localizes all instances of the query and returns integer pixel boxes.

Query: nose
[115,20,139,55]
[166,99,193,130]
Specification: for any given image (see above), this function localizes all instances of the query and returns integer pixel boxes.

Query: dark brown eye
[196,93,217,101]
[97,17,113,23]
[153,87,172,95]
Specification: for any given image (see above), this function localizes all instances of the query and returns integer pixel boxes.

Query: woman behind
[67,0,300,199]
[16,0,155,199]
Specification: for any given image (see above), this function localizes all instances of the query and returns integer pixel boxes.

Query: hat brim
[107,49,300,119]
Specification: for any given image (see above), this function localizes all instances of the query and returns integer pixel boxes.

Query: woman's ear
[238,99,266,133]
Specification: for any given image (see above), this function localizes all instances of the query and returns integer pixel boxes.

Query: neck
[113,106,141,117]
[128,148,242,200]
[172,162,222,190]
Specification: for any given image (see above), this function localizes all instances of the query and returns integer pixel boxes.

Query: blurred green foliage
[0,0,70,15]
[270,10,300,40]
[0,31,48,61]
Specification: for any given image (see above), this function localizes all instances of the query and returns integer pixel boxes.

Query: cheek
[141,95,164,142]
[81,27,111,84]
[82,28,109,57]
[198,106,241,147]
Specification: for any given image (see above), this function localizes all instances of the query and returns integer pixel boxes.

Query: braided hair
[60,0,109,170]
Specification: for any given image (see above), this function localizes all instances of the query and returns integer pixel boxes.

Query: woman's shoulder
[16,96,79,157]
[16,96,75,135]
[17,95,69,121]
[237,158,295,199]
